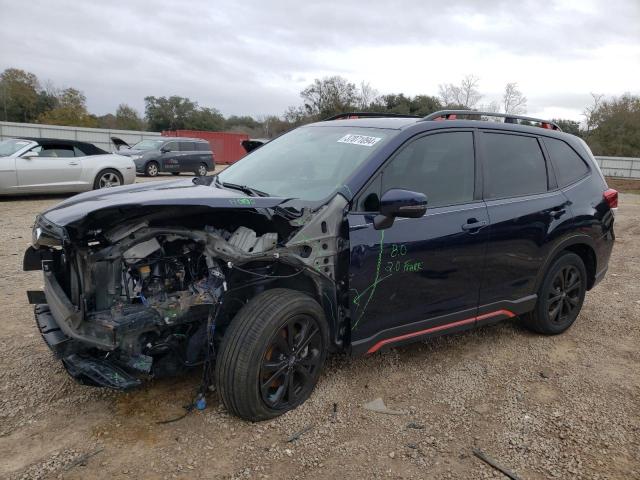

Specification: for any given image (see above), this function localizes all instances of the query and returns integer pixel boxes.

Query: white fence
[0,121,161,152]
[595,157,640,179]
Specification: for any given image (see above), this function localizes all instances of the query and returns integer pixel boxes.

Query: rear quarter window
[196,142,211,152]
[482,132,548,199]
[543,137,590,187]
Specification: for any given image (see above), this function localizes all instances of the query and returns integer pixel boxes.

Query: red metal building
[162,130,249,164]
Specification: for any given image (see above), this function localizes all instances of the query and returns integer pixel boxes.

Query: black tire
[171,172,180,176]
[93,168,123,190]
[216,288,329,421]
[523,252,587,335]
[145,161,159,177]
[195,163,208,176]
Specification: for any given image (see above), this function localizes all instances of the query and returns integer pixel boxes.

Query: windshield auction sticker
[337,134,382,147]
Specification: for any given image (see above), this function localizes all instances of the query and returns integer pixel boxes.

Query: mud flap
[62,354,142,390]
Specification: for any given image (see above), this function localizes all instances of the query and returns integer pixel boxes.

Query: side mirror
[374,189,427,230]
[160,147,169,153]
[22,152,39,159]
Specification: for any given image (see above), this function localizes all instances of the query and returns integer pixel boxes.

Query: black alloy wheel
[547,265,582,324]
[216,288,329,421]
[259,314,323,410]
[523,252,587,334]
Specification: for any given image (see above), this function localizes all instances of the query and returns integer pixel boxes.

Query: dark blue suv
[24,110,616,421]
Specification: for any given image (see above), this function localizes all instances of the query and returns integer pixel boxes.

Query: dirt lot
[1,176,639,480]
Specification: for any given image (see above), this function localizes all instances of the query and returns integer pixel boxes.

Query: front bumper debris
[34,303,141,390]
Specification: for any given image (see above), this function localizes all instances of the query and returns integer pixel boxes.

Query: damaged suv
[24,111,616,421]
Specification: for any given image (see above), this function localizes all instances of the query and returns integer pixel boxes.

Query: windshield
[131,139,164,151]
[217,126,394,200]
[0,139,32,157]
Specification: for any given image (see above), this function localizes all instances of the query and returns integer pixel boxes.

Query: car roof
[161,137,209,142]
[308,117,419,129]
[16,137,109,155]
[308,116,575,141]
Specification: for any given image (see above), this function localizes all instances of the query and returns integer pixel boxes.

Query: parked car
[118,137,214,176]
[24,110,616,421]
[0,137,135,195]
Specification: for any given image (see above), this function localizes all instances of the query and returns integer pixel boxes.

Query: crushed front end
[24,194,347,390]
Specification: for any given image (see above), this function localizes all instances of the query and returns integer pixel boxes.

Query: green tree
[586,94,640,157]
[0,68,41,122]
[300,76,359,119]
[144,95,198,131]
[553,119,582,137]
[226,115,260,131]
[37,88,97,127]
[185,107,225,131]
[115,104,145,130]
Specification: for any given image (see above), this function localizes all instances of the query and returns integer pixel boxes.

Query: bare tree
[358,81,379,110]
[502,82,527,114]
[438,74,482,108]
[583,92,605,132]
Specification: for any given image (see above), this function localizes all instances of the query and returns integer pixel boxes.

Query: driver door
[348,130,489,354]
[16,144,83,193]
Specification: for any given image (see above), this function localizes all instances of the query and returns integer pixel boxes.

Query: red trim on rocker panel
[366,309,516,354]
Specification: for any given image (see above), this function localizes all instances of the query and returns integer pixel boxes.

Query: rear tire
[523,252,587,335]
[195,163,208,176]
[145,161,159,177]
[216,289,328,421]
[93,169,123,190]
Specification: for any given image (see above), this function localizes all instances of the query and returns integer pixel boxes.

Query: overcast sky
[1,0,639,121]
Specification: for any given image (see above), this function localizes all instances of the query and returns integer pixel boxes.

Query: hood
[42,178,291,227]
[116,149,145,157]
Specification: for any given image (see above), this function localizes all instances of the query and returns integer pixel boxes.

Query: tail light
[604,189,618,209]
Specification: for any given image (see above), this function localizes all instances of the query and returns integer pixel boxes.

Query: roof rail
[324,112,421,121]
[422,110,562,131]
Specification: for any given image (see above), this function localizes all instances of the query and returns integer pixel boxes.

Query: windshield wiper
[215,177,270,197]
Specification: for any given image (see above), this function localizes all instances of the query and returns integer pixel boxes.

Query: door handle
[68,162,79,166]
[461,218,487,232]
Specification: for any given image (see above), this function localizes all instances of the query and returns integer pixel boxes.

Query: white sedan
[0,137,136,195]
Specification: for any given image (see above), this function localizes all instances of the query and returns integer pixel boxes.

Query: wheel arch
[224,267,342,352]
[536,235,598,292]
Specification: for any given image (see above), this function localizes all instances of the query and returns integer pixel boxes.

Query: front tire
[216,289,329,421]
[145,161,159,177]
[523,252,587,335]
[195,163,208,176]
[93,169,123,189]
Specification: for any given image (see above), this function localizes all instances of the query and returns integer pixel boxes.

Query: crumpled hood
[42,178,290,226]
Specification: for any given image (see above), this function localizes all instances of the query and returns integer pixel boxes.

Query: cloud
[1,0,638,121]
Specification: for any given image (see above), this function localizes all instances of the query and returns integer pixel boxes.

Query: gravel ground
[1,176,638,480]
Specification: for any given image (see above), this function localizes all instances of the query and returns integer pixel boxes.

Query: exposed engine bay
[27,195,347,390]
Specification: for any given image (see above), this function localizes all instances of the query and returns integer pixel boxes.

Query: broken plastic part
[228,226,277,253]
[63,354,142,390]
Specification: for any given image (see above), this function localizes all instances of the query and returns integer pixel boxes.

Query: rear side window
[544,137,589,187]
[179,142,197,151]
[33,145,75,158]
[196,142,210,152]
[482,133,548,199]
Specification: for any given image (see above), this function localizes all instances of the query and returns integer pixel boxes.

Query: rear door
[179,141,199,171]
[16,144,84,192]
[477,130,570,321]
[348,130,490,354]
